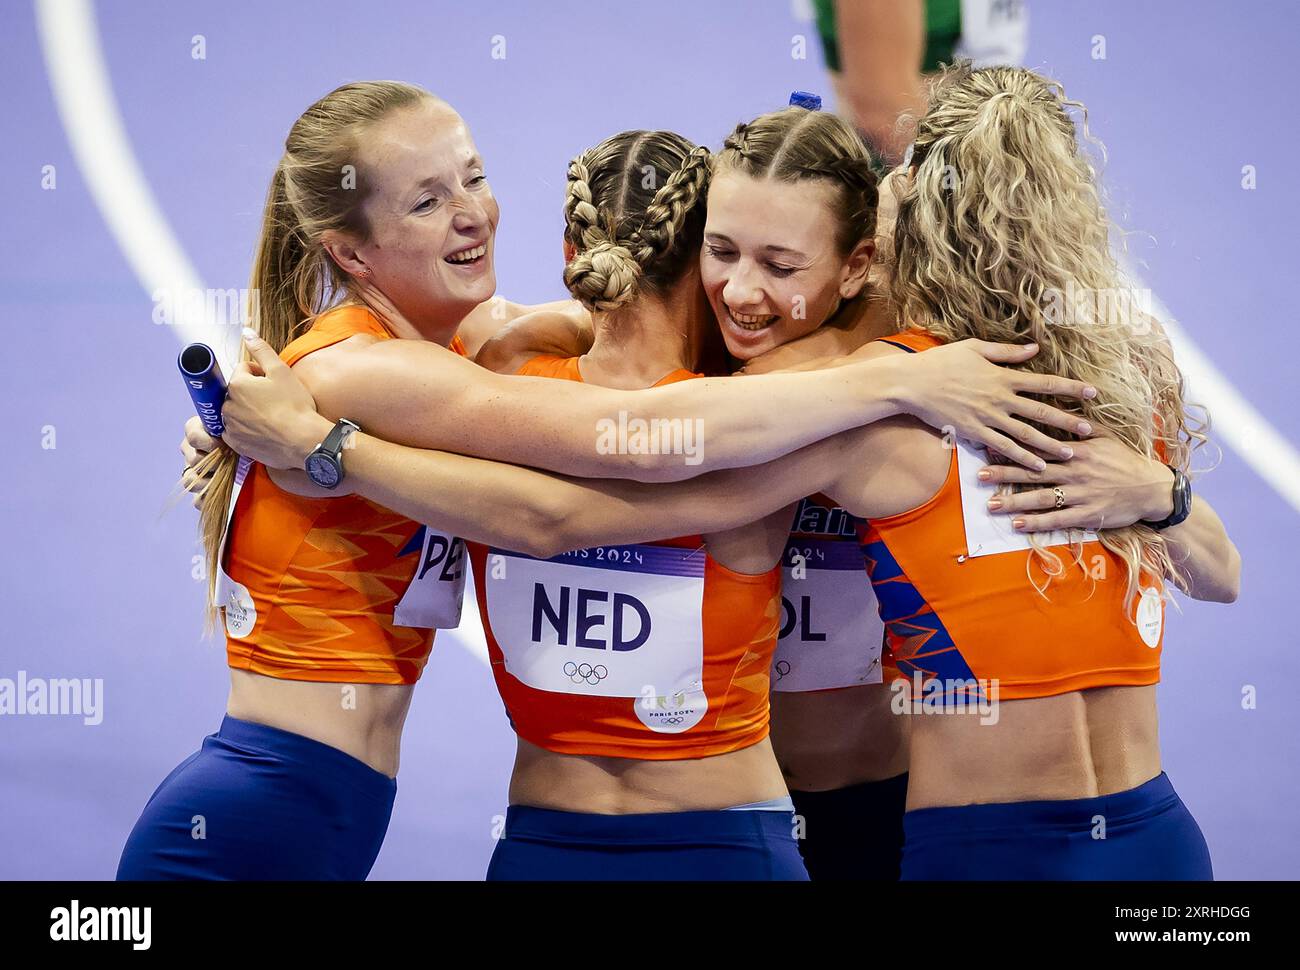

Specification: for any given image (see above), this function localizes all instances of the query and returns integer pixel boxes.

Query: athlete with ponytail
[706,67,1235,879]
[225,77,1239,880]
[131,80,1096,880]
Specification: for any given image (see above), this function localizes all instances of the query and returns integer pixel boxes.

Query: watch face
[306,454,340,489]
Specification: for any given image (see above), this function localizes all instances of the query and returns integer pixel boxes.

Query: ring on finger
[1053,486,1066,510]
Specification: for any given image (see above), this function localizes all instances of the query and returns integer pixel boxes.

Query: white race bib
[484,544,707,733]
[392,527,467,629]
[772,537,884,692]
[215,457,464,634]
[955,439,1098,558]
[216,457,257,638]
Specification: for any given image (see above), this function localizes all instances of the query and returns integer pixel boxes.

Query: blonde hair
[713,105,879,255]
[194,80,435,622]
[890,62,1207,606]
[562,131,711,311]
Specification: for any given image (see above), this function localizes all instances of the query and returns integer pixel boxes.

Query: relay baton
[178,343,227,437]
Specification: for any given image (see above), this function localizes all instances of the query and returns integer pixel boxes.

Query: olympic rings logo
[563,661,608,685]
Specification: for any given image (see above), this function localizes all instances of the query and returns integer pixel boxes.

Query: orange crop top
[858,330,1164,701]
[218,305,469,685]
[465,355,782,759]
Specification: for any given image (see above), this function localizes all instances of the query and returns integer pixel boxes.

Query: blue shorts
[901,771,1213,880]
[116,716,396,881]
[487,804,811,881]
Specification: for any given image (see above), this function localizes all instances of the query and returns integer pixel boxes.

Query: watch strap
[1145,465,1192,531]
[319,418,361,456]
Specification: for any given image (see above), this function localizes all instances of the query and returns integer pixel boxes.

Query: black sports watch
[305,418,361,490]
[1143,465,1192,531]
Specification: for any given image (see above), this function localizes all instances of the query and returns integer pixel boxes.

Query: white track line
[34,0,490,664]
[35,0,241,366]
[37,0,1300,525]
[1133,271,1300,512]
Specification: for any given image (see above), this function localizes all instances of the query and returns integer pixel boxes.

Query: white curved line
[1125,264,1300,513]
[36,0,1300,524]
[35,0,240,367]
[34,0,491,663]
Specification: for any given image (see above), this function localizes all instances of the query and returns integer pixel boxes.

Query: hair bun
[563,240,643,311]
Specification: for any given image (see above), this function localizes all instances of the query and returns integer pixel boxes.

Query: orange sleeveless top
[465,355,782,759]
[859,330,1164,701]
[220,305,469,685]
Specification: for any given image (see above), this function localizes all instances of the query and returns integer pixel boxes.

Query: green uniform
[813,0,1027,74]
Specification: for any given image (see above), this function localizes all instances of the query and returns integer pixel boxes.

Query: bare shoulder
[829,413,949,522]
[289,333,383,391]
[476,308,593,374]
[459,297,592,360]
[757,335,906,375]
[291,333,479,421]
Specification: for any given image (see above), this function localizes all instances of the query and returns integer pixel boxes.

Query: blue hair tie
[789,90,822,111]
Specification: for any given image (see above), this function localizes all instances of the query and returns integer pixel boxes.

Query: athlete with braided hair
[175,90,1131,880]
[478,109,915,880]
[462,130,815,879]
[460,98,1236,880]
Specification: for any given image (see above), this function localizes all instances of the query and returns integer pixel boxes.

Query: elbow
[1191,543,1241,605]
[510,492,577,559]
[628,450,699,484]
[1218,544,1242,604]
[624,449,664,482]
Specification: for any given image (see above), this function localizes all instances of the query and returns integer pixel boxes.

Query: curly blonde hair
[890,62,1208,607]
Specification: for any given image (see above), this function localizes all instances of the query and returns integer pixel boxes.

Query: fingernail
[242,327,259,342]
[987,498,1002,511]
[1077,421,1092,434]
[1060,446,1074,459]
[1083,386,1097,399]
[1012,518,1025,530]
[977,469,991,481]
[1035,459,1047,471]
[1024,342,1038,352]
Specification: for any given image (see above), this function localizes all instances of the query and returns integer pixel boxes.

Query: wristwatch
[1143,465,1192,531]
[305,419,361,490]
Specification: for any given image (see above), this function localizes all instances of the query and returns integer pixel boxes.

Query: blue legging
[116,716,396,881]
[487,804,811,881]
[901,772,1213,880]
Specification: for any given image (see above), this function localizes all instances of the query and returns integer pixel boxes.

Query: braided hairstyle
[714,106,879,256]
[562,131,711,312]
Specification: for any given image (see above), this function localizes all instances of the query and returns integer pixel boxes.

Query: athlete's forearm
[342,434,574,557]
[317,338,909,483]
[343,430,846,557]
[1160,496,1241,603]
